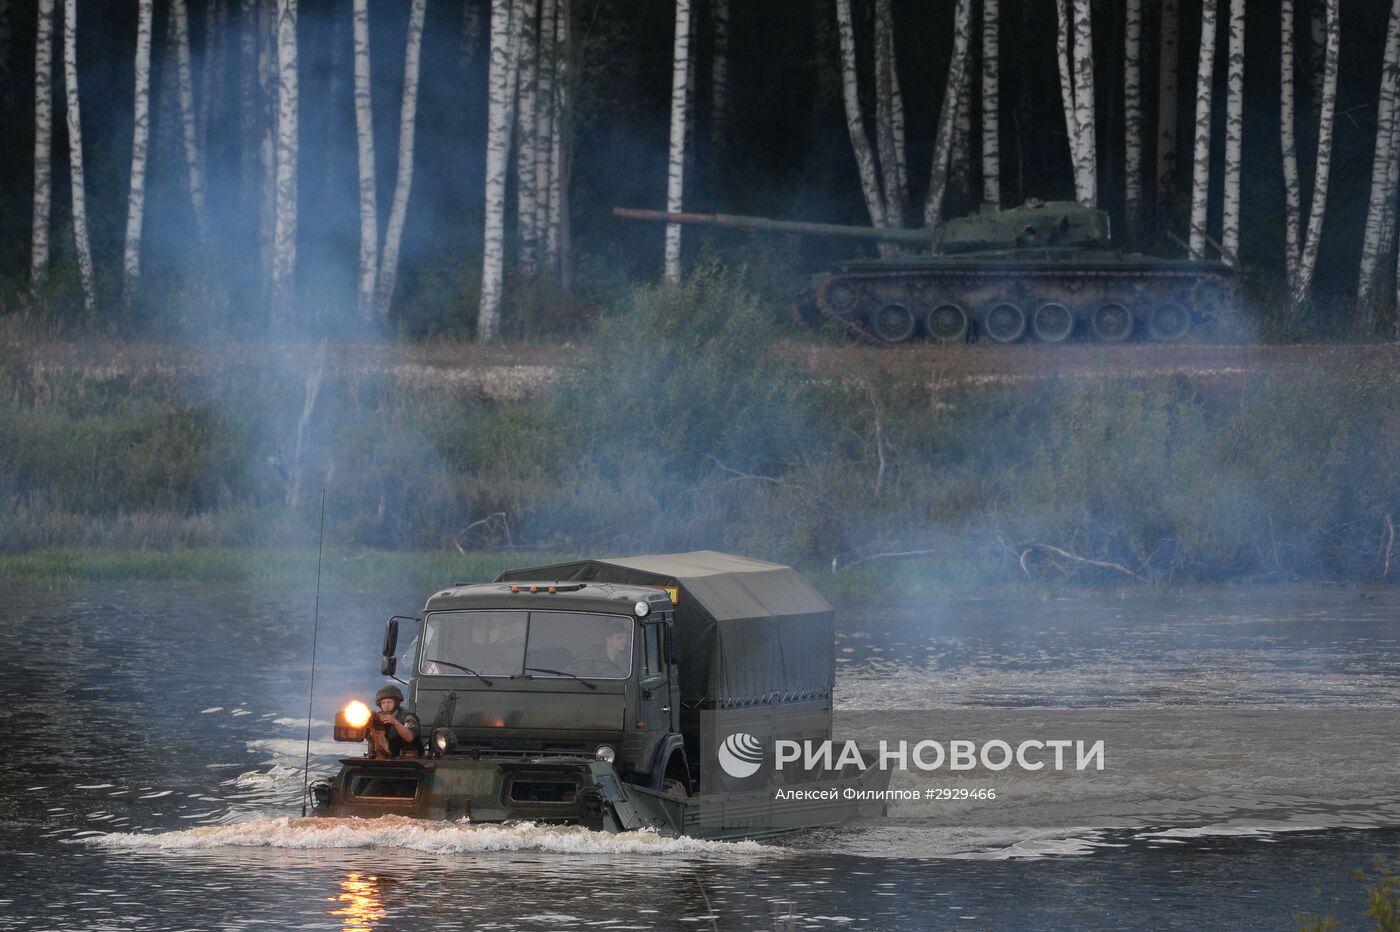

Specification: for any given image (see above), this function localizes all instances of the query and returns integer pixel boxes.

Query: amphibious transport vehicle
[311,552,890,839]
[614,201,1240,345]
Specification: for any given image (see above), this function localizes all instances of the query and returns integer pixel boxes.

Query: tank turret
[613,201,1238,345]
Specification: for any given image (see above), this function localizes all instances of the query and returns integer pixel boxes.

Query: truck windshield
[419,610,633,679]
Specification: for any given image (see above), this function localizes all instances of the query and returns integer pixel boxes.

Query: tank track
[809,266,1236,345]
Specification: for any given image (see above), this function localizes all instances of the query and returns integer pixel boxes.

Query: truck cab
[392,580,688,794]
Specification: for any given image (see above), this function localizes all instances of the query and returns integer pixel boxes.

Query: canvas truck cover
[496,551,835,708]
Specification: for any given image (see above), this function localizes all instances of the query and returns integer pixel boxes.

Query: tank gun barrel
[612,207,931,246]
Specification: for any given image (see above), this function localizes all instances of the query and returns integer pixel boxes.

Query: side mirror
[383,618,399,658]
[381,655,397,677]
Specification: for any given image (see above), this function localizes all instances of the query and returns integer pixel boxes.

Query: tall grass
[5,268,1400,585]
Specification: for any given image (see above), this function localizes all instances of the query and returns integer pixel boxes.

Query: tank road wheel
[983,302,1027,344]
[924,302,970,343]
[1149,303,1192,341]
[1090,302,1134,342]
[869,303,918,343]
[817,276,861,318]
[1031,302,1074,343]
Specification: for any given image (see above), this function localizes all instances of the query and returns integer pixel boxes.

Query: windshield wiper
[523,666,598,690]
[425,658,494,686]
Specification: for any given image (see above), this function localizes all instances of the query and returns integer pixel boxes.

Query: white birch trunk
[534,0,556,268]
[478,0,521,341]
[171,0,207,239]
[1156,0,1179,226]
[923,0,972,231]
[950,87,972,209]
[1357,0,1400,325]
[1220,0,1245,265]
[874,0,904,226]
[663,0,692,282]
[31,0,55,291]
[515,0,540,276]
[888,13,907,213]
[199,0,227,166]
[271,0,299,325]
[62,0,94,313]
[1280,0,1302,290]
[834,0,887,230]
[1123,0,1143,238]
[1293,0,1338,310]
[123,0,155,306]
[1070,0,1096,206]
[373,0,426,321]
[1309,0,1325,125]
[710,0,729,148]
[1055,0,1081,184]
[1187,0,1219,258]
[352,0,377,323]
[981,0,999,208]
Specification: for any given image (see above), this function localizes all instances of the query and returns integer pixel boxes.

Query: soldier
[368,684,419,759]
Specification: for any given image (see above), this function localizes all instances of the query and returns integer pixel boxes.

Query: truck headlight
[333,700,372,742]
[595,745,616,764]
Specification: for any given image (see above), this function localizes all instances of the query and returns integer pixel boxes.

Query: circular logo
[717,732,765,779]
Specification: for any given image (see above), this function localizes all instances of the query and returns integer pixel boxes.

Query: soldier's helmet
[375,684,405,706]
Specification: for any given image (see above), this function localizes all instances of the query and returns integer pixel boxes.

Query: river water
[2,581,1397,929]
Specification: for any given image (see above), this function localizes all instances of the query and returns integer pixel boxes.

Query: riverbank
[5,272,1400,587]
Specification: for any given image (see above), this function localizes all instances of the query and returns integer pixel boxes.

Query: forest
[0,0,1398,341]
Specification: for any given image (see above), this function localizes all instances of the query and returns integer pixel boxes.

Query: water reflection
[330,873,385,931]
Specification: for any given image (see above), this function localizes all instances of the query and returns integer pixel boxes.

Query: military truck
[614,201,1240,345]
[310,551,890,838]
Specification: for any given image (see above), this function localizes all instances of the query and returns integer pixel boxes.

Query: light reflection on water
[1,581,1398,928]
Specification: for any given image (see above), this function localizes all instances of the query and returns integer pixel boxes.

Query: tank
[613,201,1240,345]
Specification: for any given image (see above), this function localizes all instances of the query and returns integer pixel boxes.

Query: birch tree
[515,0,540,276]
[1070,0,1096,206]
[373,0,427,321]
[30,0,55,291]
[478,0,521,341]
[1055,0,1096,205]
[1123,0,1144,239]
[663,0,693,282]
[874,0,906,225]
[1357,0,1400,326]
[352,0,377,322]
[923,0,972,232]
[949,84,973,209]
[1280,0,1338,318]
[271,0,299,325]
[981,0,999,208]
[710,0,729,148]
[123,0,155,307]
[171,0,207,239]
[1220,0,1245,265]
[62,0,95,313]
[1156,0,1180,227]
[834,0,887,230]
[1187,0,1219,258]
